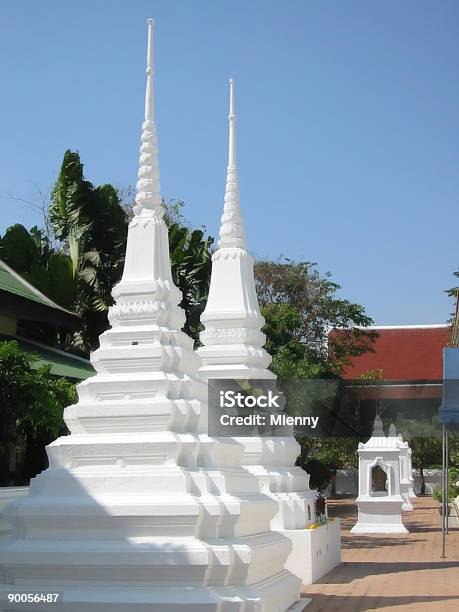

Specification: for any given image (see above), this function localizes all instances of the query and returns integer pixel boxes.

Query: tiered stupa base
[0,425,301,612]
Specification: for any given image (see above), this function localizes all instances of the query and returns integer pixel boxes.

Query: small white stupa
[407,446,416,498]
[395,431,416,499]
[351,416,408,533]
[0,21,303,612]
[393,428,414,510]
[198,79,341,586]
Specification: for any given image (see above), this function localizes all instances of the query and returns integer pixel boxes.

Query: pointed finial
[218,78,246,248]
[372,415,385,437]
[145,18,154,122]
[388,423,397,437]
[228,79,236,168]
[133,18,162,216]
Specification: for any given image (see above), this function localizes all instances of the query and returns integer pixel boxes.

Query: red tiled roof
[338,326,449,380]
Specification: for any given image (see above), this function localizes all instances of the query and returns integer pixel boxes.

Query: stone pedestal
[350,497,406,533]
[282,520,341,585]
[351,417,407,534]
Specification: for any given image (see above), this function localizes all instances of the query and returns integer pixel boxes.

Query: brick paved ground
[301,496,459,611]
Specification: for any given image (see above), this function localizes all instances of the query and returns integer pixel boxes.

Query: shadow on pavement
[302,593,459,611]
[313,560,459,583]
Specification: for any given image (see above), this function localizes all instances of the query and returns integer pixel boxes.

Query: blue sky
[0,1,458,325]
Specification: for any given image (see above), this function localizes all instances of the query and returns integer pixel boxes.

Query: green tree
[446,269,459,346]
[168,223,213,342]
[446,270,459,304]
[49,150,128,352]
[0,341,76,484]
[255,258,376,379]
[263,304,327,379]
[395,417,443,495]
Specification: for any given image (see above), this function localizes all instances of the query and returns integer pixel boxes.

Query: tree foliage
[255,258,376,379]
[395,417,450,495]
[0,341,75,437]
[446,269,459,345]
[296,437,358,491]
[0,223,76,310]
[0,341,76,484]
[168,223,213,342]
[49,150,128,351]
[446,270,459,303]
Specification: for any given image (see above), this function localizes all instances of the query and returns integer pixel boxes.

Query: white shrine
[394,429,414,510]
[0,21,308,612]
[408,446,416,498]
[198,79,341,586]
[351,416,407,534]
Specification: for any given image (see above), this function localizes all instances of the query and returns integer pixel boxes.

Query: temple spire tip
[229,78,235,119]
[228,78,236,168]
[144,18,154,122]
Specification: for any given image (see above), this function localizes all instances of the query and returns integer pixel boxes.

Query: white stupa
[391,427,413,511]
[396,431,416,499]
[351,416,407,533]
[408,447,416,498]
[0,21,303,612]
[198,79,341,586]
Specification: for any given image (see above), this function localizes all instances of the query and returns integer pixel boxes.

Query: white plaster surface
[0,487,27,534]
[282,520,341,585]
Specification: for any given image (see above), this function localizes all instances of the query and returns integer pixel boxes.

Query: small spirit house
[351,416,407,533]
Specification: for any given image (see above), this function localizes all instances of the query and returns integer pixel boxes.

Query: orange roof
[338,325,449,380]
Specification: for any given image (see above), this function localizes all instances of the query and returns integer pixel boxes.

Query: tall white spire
[218,79,246,248]
[199,78,272,374]
[134,18,161,216]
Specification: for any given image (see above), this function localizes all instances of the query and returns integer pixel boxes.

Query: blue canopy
[439,347,459,424]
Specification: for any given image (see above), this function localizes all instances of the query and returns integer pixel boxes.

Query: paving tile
[301,496,459,611]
